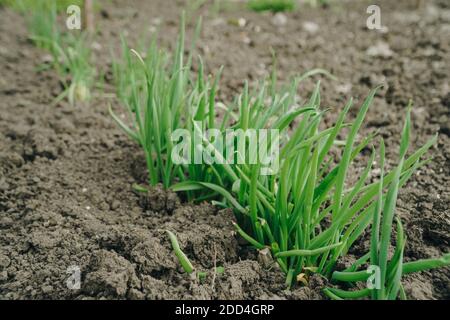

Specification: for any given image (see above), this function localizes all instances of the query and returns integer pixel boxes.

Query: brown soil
[0,0,448,299]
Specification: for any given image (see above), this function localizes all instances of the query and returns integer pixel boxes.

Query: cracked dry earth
[0,0,449,299]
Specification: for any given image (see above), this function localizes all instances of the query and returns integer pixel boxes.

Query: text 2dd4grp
[175,304,275,317]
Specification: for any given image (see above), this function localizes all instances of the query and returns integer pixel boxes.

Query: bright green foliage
[248,0,296,12]
[110,15,203,189]
[247,0,331,12]
[1,0,444,298]
[177,83,437,286]
[111,17,443,289]
[324,109,449,300]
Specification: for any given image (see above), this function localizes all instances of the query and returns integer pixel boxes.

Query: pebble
[41,54,54,64]
[366,41,394,58]
[238,18,247,28]
[272,13,287,27]
[335,83,352,94]
[110,200,120,211]
[257,248,273,268]
[239,33,252,45]
[152,18,162,26]
[425,4,440,20]
[302,21,319,34]
[371,168,381,177]
[91,41,102,51]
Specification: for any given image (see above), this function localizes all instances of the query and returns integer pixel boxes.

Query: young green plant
[22,0,94,105]
[166,230,195,274]
[167,230,225,281]
[323,109,449,300]
[110,15,204,189]
[175,83,437,286]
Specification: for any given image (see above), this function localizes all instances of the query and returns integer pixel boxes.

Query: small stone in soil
[272,13,288,27]
[366,41,394,57]
[303,21,319,34]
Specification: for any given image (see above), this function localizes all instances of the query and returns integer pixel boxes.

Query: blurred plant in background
[1,0,96,106]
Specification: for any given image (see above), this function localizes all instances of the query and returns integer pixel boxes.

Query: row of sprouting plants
[11,1,449,300]
[109,15,449,299]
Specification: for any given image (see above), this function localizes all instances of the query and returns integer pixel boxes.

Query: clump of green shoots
[323,109,450,299]
[111,16,446,291]
[176,82,438,286]
[110,15,203,189]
